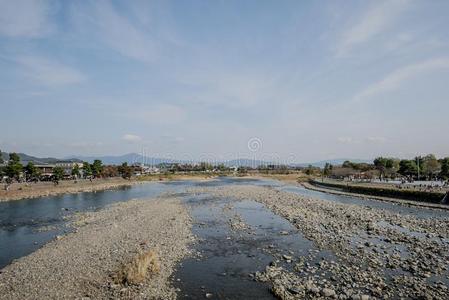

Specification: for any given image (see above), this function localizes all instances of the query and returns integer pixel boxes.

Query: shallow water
[174,195,334,299]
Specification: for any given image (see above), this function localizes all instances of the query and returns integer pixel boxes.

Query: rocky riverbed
[0,195,194,299]
[191,185,449,299]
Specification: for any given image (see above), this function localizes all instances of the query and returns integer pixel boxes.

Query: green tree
[5,153,23,181]
[118,162,133,179]
[71,164,81,178]
[9,153,20,163]
[422,154,440,179]
[82,162,92,178]
[91,159,103,178]
[374,157,388,179]
[374,157,399,179]
[342,161,354,169]
[398,160,418,177]
[53,166,64,183]
[0,150,4,178]
[439,158,449,180]
[24,162,40,181]
[199,162,213,172]
[216,164,228,172]
[237,166,248,175]
[323,163,333,176]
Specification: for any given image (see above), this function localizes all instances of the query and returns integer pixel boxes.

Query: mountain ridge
[65,153,371,167]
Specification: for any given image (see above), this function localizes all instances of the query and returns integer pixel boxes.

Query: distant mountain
[0,152,82,165]
[294,158,371,168]
[65,153,184,165]
[66,154,279,167]
[66,154,371,168]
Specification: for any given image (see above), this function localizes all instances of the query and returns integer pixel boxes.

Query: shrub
[115,250,160,285]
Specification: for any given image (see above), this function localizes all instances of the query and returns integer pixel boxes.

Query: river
[1,177,447,298]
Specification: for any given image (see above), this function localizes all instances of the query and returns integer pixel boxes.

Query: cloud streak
[354,57,449,102]
[16,56,86,87]
[0,0,55,38]
[336,0,410,57]
[70,0,159,63]
[122,134,142,143]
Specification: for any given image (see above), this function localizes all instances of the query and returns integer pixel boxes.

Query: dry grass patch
[115,250,160,285]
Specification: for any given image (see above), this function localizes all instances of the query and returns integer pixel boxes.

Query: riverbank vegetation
[323,154,449,182]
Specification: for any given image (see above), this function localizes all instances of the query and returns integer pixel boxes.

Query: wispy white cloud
[365,136,387,144]
[354,57,449,102]
[160,135,185,143]
[336,0,410,57]
[0,0,55,38]
[337,136,386,145]
[113,104,186,126]
[70,0,158,63]
[177,70,279,108]
[139,104,186,124]
[337,137,355,144]
[69,141,104,148]
[16,56,86,87]
[122,134,142,143]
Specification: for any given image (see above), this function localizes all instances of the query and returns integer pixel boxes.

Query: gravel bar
[0,196,194,299]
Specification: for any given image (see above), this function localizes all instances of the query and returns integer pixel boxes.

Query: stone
[287,287,301,295]
[322,288,336,297]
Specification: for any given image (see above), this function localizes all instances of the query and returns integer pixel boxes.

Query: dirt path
[0,196,194,299]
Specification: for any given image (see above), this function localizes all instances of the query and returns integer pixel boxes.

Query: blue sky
[1,0,448,163]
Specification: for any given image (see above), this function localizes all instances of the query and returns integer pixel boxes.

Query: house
[33,162,83,178]
[34,164,56,177]
[55,162,84,176]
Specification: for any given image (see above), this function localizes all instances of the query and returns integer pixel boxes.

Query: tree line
[0,151,135,183]
[336,154,449,180]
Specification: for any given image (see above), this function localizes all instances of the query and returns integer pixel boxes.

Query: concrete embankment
[302,181,449,211]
